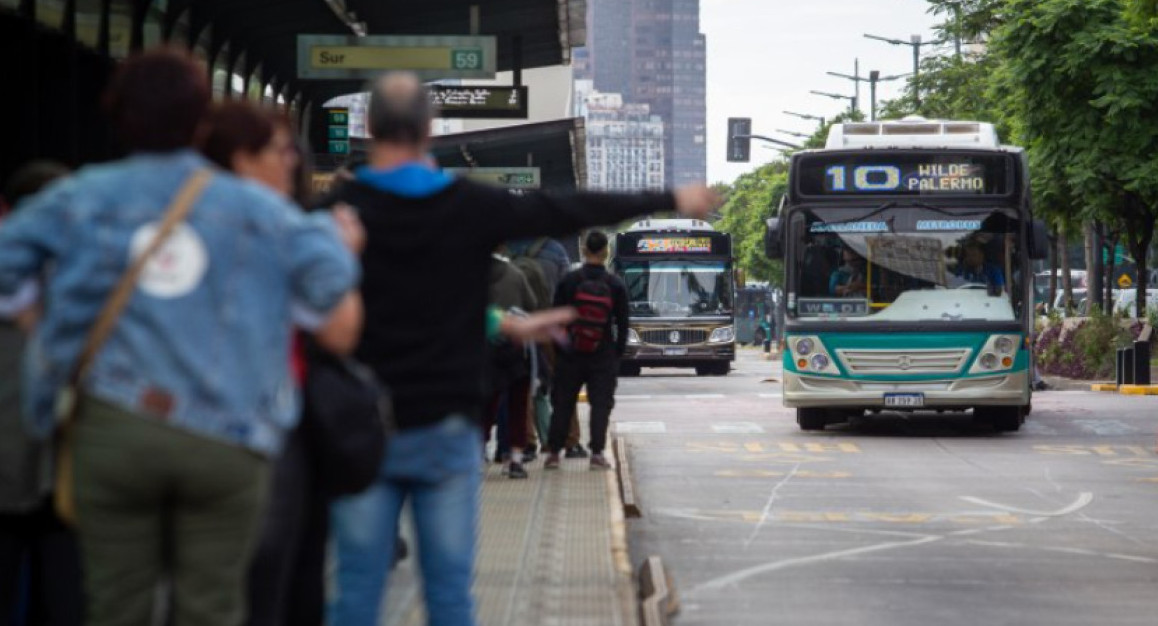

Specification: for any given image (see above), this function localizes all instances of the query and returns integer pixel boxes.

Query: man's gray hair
[367,72,433,144]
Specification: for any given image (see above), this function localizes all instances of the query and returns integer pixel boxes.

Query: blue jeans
[328,416,482,626]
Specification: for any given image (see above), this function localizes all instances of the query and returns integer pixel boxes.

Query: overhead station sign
[298,35,497,80]
[445,167,541,190]
[429,86,528,119]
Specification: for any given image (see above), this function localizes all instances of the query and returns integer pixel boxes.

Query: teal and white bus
[765,118,1048,432]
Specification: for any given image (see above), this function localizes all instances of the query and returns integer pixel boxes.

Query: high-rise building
[576,80,665,191]
[576,0,706,186]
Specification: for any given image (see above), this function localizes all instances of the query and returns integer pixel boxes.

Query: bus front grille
[835,348,973,375]
[640,329,709,345]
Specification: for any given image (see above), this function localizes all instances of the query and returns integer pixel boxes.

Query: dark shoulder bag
[301,339,393,497]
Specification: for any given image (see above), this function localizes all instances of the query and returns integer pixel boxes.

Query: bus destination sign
[637,237,713,254]
[796,152,1013,197]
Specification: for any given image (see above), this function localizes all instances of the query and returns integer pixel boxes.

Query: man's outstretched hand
[501,307,578,345]
[674,185,722,220]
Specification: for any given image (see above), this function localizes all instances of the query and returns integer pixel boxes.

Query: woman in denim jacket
[0,48,362,626]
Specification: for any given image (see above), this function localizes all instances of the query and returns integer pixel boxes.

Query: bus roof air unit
[826,116,1001,150]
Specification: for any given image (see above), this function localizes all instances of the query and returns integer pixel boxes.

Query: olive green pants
[72,398,269,626]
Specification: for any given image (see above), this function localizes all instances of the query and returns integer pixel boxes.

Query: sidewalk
[381,408,638,626]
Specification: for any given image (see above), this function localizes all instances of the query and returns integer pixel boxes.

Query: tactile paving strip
[385,410,638,626]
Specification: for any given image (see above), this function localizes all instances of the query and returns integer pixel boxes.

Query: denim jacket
[0,151,358,456]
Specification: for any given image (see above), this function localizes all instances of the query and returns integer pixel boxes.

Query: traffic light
[727,117,752,163]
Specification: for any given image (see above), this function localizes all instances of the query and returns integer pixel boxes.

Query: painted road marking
[959,492,1094,518]
[1071,419,1139,436]
[711,422,764,434]
[714,469,852,479]
[757,393,783,398]
[616,394,654,400]
[614,421,666,434]
[1033,445,1153,456]
[685,441,862,454]
[686,393,726,399]
[657,508,1024,526]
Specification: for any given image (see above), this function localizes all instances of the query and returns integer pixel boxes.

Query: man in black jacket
[544,231,629,470]
[323,72,717,626]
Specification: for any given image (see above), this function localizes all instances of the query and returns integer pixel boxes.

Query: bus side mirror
[764,218,783,259]
[1028,219,1048,260]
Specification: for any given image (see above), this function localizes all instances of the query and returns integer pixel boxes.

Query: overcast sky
[703,0,945,184]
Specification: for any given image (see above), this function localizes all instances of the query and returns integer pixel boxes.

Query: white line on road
[614,421,667,434]
[743,462,801,549]
[1072,419,1138,436]
[615,395,654,400]
[711,422,765,434]
[685,394,726,399]
[757,393,783,398]
[959,492,1094,518]
[689,535,943,594]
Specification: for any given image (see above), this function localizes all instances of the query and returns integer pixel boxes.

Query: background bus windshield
[790,207,1024,322]
[619,260,734,318]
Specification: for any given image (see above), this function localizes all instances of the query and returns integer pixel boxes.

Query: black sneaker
[508,462,528,479]
[522,447,538,463]
[565,445,589,459]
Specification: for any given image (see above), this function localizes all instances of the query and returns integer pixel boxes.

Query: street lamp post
[863,33,941,109]
[784,110,826,127]
[867,70,909,121]
[775,129,812,139]
[825,58,867,116]
[810,90,857,116]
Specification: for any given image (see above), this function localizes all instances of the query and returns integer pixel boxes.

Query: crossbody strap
[66,168,213,397]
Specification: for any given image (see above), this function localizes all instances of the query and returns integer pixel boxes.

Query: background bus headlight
[709,326,735,343]
[979,353,999,370]
[810,354,831,371]
[796,338,815,356]
[627,329,641,345]
[969,334,1021,374]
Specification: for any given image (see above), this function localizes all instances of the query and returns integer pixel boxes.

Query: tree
[995,0,1158,318]
[713,161,789,286]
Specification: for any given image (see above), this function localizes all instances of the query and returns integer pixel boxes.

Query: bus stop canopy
[430,117,588,192]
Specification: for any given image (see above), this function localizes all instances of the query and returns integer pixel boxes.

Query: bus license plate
[884,393,924,408]
[663,347,689,356]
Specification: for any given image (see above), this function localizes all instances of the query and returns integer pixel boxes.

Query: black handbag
[302,343,393,497]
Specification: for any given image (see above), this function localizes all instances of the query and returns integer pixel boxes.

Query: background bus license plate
[884,393,924,408]
[663,347,689,356]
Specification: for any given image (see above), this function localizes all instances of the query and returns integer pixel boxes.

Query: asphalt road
[618,349,1158,626]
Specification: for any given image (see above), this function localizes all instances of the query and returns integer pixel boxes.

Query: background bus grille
[835,349,972,375]
[640,329,708,345]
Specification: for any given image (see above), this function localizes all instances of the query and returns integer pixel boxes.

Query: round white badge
[128,222,209,298]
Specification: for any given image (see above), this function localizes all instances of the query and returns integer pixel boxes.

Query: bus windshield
[619,259,734,318]
[789,206,1025,322]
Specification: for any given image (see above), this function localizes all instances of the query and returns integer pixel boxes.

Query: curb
[1120,384,1158,396]
[1091,383,1119,392]
[614,437,642,518]
[603,449,639,626]
[638,556,678,626]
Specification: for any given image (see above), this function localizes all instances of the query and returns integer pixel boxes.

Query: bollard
[1116,348,1127,386]
[1134,340,1151,386]
[1123,347,1136,385]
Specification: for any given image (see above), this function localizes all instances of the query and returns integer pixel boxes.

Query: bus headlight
[627,329,641,345]
[788,335,840,375]
[969,334,1021,374]
[994,336,1015,355]
[709,326,735,343]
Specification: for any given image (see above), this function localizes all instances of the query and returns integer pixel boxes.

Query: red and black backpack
[568,274,614,353]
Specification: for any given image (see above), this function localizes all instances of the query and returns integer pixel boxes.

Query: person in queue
[544,230,630,470]
[322,71,718,626]
[0,161,84,626]
[198,101,365,626]
[0,47,362,626]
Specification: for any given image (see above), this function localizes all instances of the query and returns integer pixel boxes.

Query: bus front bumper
[623,343,734,366]
[782,371,1030,408]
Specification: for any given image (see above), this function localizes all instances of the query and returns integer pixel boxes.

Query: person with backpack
[544,231,629,470]
[486,253,538,478]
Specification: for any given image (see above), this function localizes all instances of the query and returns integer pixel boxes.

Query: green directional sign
[327,110,349,125]
[328,127,349,140]
[328,140,350,155]
[326,107,350,155]
[298,35,497,80]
